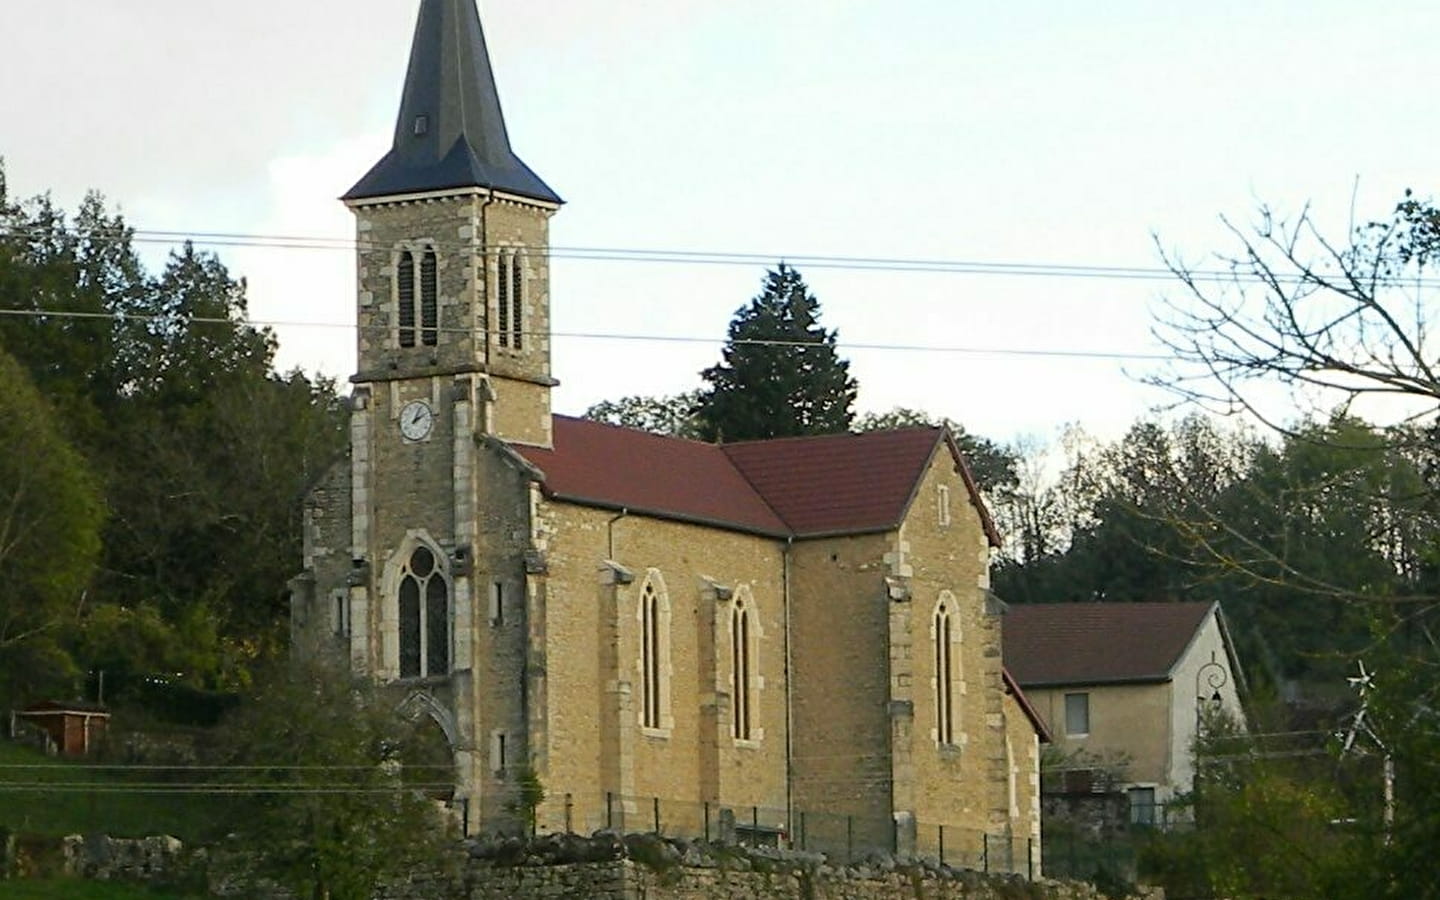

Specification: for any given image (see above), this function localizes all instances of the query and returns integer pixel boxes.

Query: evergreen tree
[695,264,857,441]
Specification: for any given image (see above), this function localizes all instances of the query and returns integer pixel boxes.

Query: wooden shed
[15,701,110,757]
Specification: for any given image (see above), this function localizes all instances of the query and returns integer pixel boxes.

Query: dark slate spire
[344,0,560,204]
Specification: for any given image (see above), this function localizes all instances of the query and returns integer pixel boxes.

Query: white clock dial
[399,400,434,441]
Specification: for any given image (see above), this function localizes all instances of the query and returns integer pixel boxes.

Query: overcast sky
[4,0,1438,444]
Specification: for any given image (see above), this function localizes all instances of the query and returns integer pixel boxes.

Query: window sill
[640,727,672,741]
[394,674,452,687]
[732,738,763,751]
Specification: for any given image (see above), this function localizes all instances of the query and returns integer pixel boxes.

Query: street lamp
[1195,651,1227,734]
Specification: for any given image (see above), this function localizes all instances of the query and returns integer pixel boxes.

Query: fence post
[799,811,806,851]
[752,805,759,840]
[846,815,854,864]
[1027,837,1034,881]
[654,797,661,834]
[564,793,573,834]
[606,792,614,831]
[462,797,470,837]
[704,801,711,842]
[982,832,989,873]
[939,824,945,867]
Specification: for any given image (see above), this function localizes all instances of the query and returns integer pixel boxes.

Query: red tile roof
[1003,602,1216,687]
[509,416,1000,543]
[512,417,788,535]
[723,428,944,537]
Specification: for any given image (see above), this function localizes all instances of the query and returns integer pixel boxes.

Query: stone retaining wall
[33,831,1161,900]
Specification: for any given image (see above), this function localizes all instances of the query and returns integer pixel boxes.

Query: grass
[0,879,194,899]
[0,741,229,841]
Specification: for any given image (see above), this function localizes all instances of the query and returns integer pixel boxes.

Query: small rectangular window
[413,114,429,136]
[333,592,347,637]
[1065,692,1090,736]
[937,485,951,527]
[1129,787,1157,826]
[490,731,507,776]
[489,581,504,626]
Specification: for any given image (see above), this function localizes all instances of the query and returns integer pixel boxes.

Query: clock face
[399,400,434,441]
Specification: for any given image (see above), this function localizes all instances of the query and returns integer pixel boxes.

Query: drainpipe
[783,535,795,836]
[607,509,629,560]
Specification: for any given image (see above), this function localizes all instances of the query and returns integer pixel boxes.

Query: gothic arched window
[731,597,753,740]
[637,572,671,733]
[397,250,416,348]
[398,546,450,678]
[934,595,957,746]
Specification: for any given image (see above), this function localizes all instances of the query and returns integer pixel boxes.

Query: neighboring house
[1002,602,1245,821]
[288,0,1048,867]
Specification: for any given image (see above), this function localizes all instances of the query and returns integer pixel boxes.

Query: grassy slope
[0,880,192,899]
[0,741,225,840]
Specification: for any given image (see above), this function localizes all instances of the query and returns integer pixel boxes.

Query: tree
[583,391,703,439]
[1146,192,1440,892]
[0,163,349,692]
[210,654,456,900]
[0,346,104,703]
[695,264,857,441]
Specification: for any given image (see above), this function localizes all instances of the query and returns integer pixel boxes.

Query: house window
[397,545,450,678]
[1128,786,1157,827]
[938,484,951,527]
[1065,692,1090,737]
[934,596,956,746]
[732,597,754,741]
[420,248,438,346]
[638,572,670,732]
[397,250,416,348]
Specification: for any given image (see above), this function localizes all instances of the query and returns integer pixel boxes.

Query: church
[290,0,1046,865]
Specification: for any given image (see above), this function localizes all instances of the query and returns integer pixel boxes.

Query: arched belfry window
[397,251,416,348]
[397,545,450,678]
[396,248,438,349]
[420,249,438,346]
[933,593,958,746]
[496,249,526,351]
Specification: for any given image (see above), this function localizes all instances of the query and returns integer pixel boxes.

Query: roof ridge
[721,425,943,449]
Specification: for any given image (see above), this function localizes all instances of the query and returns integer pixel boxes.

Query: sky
[4,0,1438,446]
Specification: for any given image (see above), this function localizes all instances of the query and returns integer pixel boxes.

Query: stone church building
[291,0,1046,863]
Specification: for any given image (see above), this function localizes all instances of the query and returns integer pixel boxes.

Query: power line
[0,307,1172,362]
[4,225,1422,287]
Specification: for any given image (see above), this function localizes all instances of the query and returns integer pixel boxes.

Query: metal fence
[531,791,1039,878]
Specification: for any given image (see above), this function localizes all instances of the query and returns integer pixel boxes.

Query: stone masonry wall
[47,833,1161,900]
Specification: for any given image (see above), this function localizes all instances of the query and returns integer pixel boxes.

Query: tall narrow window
[396,545,450,679]
[496,253,510,348]
[935,598,955,745]
[732,599,753,740]
[510,252,525,350]
[1065,692,1090,736]
[937,484,952,527]
[641,582,660,729]
[397,251,416,348]
[420,249,438,346]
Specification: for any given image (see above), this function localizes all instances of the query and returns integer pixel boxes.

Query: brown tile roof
[723,428,945,537]
[509,417,1000,543]
[512,417,788,536]
[1003,601,1216,687]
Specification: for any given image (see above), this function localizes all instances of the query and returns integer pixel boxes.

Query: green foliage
[0,166,348,692]
[506,765,546,837]
[209,655,455,900]
[583,391,703,439]
[695,264,857,441]
[0,880,195,899]
[0,346,105,704]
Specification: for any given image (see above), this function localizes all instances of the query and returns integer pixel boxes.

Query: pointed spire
[344,0,560,204]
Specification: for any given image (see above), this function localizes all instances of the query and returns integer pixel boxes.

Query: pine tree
[695,264,857,441]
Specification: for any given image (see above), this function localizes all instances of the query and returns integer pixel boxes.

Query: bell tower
[344,0,561,449]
